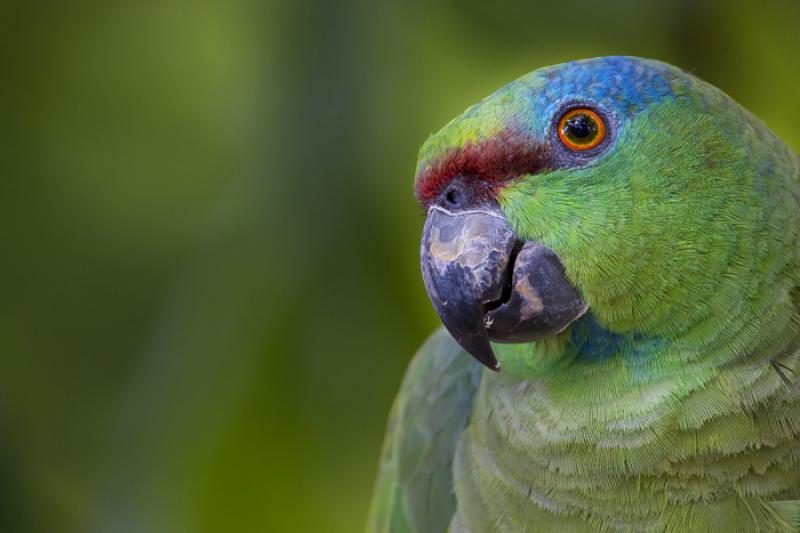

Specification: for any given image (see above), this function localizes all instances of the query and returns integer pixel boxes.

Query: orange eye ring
[557,108,606,151]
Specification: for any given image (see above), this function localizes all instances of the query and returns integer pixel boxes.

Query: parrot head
[417,56,794,372]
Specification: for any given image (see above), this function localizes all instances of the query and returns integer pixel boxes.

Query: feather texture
[370,57,800,532]
[368,328,481,532]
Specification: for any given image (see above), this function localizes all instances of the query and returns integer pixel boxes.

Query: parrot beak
[420,205,587,371]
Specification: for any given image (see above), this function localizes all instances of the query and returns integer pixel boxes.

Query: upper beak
[420,205,586,370]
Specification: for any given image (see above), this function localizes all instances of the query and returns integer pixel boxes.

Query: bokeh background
[2,1,799,532]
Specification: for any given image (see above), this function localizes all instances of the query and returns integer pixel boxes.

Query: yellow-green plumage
[369,57,800,532]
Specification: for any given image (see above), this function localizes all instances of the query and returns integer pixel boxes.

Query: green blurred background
[2,1,799,532]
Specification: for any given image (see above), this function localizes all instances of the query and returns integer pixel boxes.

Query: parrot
[367,56,800,532]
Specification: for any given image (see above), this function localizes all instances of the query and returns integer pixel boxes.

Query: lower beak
[420,205,586,370]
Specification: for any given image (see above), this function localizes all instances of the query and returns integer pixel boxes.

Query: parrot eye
[557,108,606,151]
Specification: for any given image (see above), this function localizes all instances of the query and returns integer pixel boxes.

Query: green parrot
[367,56,800,532]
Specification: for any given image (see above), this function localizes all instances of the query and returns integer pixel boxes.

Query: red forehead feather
[414,131,550,206]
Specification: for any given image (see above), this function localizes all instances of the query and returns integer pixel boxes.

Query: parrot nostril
[444,188,462,208]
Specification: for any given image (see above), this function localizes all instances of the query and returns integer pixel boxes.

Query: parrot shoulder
[366,327,482,533]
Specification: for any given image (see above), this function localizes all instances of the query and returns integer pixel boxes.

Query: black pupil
[564,114,597,143]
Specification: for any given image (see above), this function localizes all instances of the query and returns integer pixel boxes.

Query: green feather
[367,328,481,532]
[370,57,800,532]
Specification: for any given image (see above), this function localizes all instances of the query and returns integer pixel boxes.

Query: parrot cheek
[420,204,587,371]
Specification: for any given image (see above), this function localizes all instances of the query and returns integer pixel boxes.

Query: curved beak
[420,205,586,371]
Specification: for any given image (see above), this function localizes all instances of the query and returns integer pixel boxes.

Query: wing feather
[367,328,481,533]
